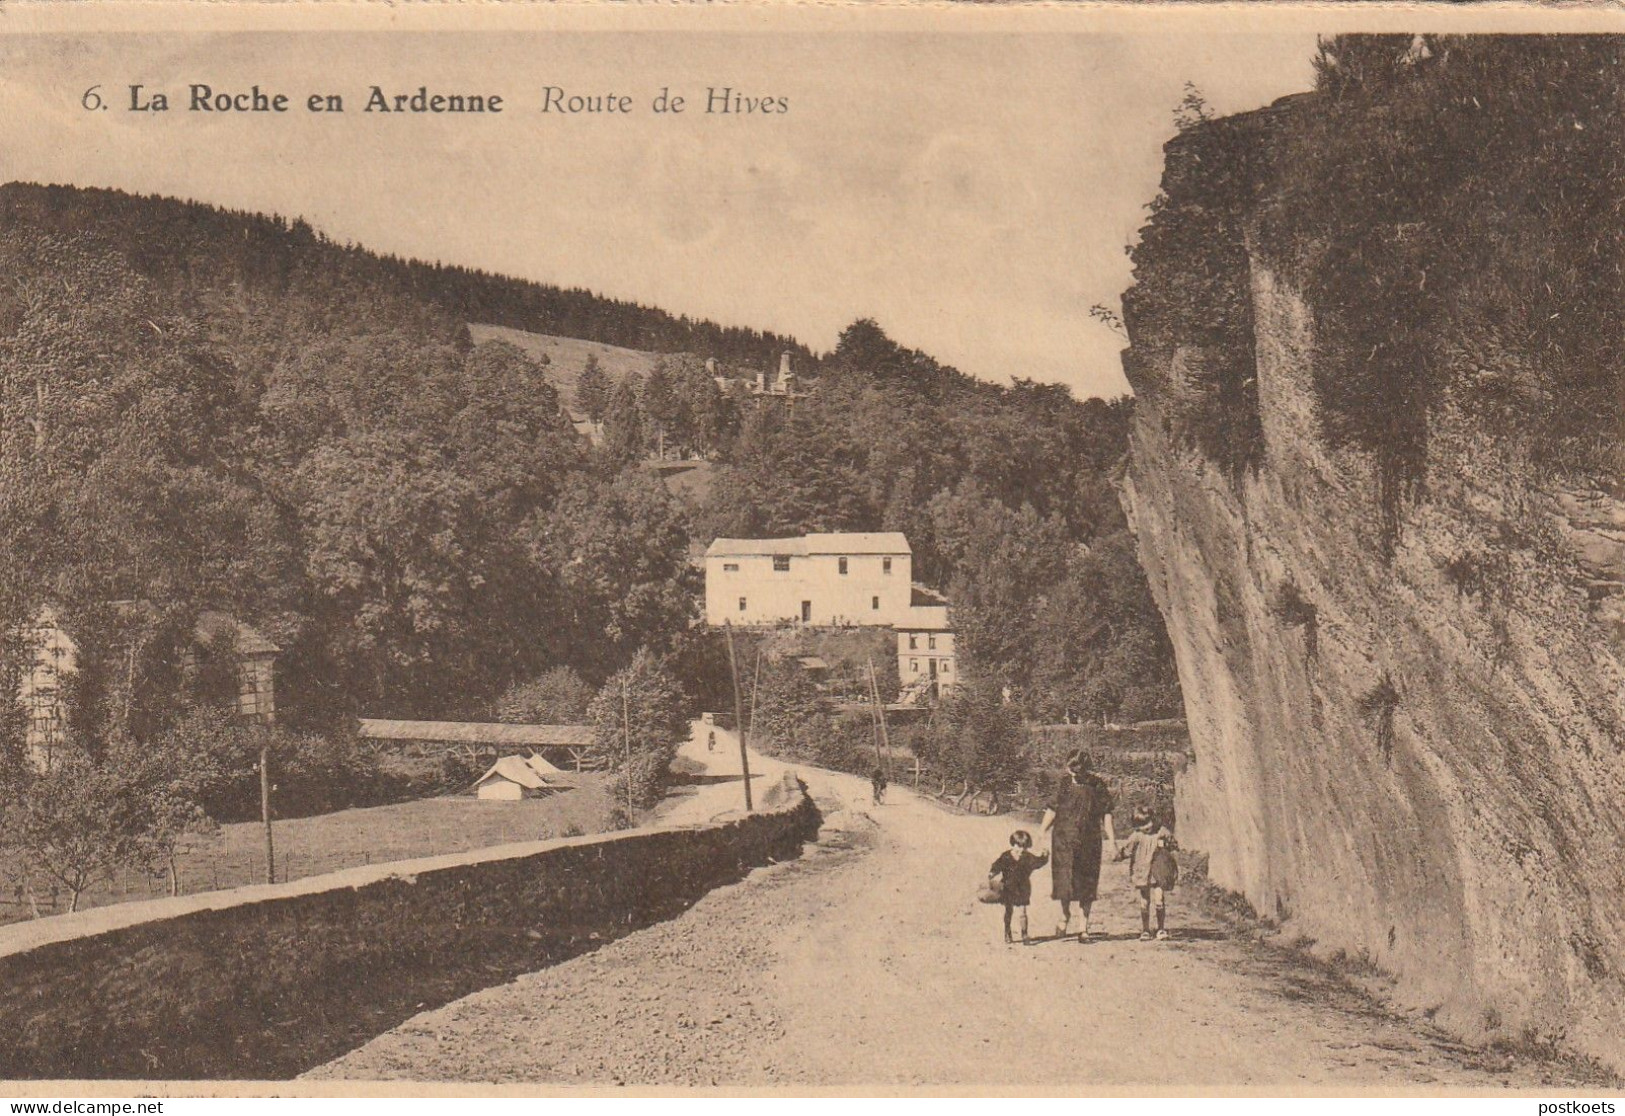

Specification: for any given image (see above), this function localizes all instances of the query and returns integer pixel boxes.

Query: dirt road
[310,727,1600,1089]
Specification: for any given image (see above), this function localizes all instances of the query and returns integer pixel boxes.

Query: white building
[897,604,957,698]
[704,532,915,627]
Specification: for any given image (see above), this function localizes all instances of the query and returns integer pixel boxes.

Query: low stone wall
[0,773,819,1080]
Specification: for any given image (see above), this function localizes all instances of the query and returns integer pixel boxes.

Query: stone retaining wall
[0,773,818,1080]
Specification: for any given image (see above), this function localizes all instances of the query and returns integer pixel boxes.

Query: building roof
[195,611,279,656]
[358,720,594,747]
[705,532,911,558]
[896,605,952,632]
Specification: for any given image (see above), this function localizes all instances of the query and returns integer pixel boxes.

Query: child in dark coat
[990,830,1049,944]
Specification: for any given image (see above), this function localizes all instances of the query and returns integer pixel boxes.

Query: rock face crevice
[1122,105,1625,1068]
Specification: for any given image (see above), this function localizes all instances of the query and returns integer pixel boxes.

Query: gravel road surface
[309,726,1604,1089]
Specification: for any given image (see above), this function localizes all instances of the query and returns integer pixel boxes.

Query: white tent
[523,753,568,779]
[471,755,564,800]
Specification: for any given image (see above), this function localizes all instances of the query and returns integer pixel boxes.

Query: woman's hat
[1131,806,1154,827]
[1065,748,1091,777]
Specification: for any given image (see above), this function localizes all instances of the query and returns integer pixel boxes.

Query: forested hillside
[0,181,1179,793]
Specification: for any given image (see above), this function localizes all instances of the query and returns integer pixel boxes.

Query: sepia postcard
[0,0,1622,1099]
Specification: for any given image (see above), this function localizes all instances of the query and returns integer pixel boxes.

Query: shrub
[492,666,594,725]
[588,650,687,810]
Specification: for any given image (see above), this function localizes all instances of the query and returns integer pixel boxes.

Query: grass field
[0,776,616,926]
[468,322,662,406]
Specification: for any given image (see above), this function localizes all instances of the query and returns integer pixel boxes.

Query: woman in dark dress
[1040,749,1117,942]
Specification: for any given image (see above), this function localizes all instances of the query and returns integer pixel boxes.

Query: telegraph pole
[621,676,634,816]
[724,623,753,812]
[867,656,893,777]
[259,737,275,885]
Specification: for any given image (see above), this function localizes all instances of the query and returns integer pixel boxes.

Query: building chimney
[778,352,792,386]
[705,357,718,375]
[756,368,767,391]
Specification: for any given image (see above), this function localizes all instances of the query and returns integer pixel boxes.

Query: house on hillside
[189,611,279,722]
[18,605,279,772]
[705,531,959,701]
[897,603,957,699]
[18,605,76,771]
[469,754,572,800]
[752,352,804,398]
[705,532,916,627]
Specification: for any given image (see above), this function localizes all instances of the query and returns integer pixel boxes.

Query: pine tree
[575,353,610,422]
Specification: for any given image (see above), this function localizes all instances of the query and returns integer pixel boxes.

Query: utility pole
[867,656,893,777]
[724,623,753,812]
[865,666,883,769]
[621,676,634,817]
[875,667,893,778]
[259,737,275,885]
[746,650,764,764]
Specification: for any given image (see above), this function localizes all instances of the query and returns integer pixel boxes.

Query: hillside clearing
[469,322,663,404]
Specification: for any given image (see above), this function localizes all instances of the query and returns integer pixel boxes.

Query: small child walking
[990,830,1050,944]
[1115,807,1178,941]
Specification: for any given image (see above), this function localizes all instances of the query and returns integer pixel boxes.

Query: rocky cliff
[1120,62,1625,1068]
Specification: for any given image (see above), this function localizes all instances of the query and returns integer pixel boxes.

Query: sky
[0,28,1316,399]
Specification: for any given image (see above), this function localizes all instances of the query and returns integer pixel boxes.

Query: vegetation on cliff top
[1129,36,1625,545]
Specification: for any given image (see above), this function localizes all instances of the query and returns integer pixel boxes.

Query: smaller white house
[897,604,957,699]
[471,754,570,800]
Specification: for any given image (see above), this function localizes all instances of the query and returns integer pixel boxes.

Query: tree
[530,469,699,679]
[746,655,827,760]
[923,683,1032,811]
[641,361,680,460]
[928,480,1070,693]
[586,650,688,811]
[293,431,485,712]
[493,666,594,724]
[1029,531,1184,724]
[0,738,210,913]
[575,353,610,422]
[601,377,647,463]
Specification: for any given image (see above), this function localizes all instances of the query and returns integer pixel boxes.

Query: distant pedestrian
[707,729,716,753]
[870,766,888,805]
[1116,807,1177,941]
[1041,749,1117,942]
[990,829,1049,944]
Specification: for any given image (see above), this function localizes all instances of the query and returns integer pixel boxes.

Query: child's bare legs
[1137,886,1167,939]
[1016,904,1029,942]
[1078,901,1093,940]
[1003,903,1015,943]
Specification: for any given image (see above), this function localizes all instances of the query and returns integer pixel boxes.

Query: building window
[883,557,892,574]
[928,635,937,650]
[723,563,739,572]
[838,557,848,575]
[910,659,919,673]
[943,660,952,673]
[908,634,918,650]
[738,597,747,612]
[871,596,880,611]
[773,556,791,572]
